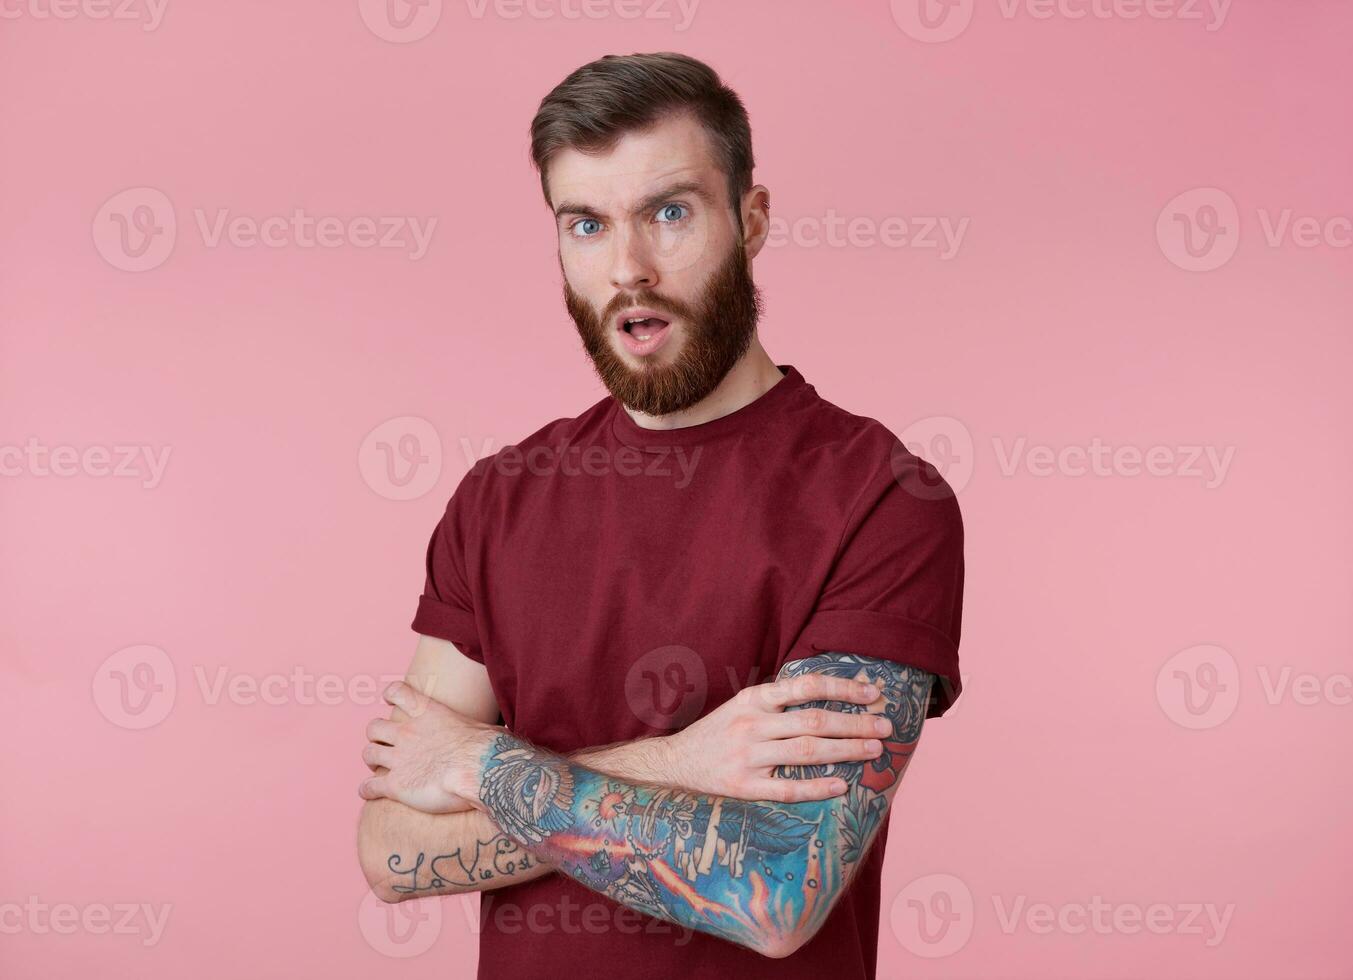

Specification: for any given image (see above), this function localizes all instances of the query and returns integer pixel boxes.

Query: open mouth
[615,310,674,356]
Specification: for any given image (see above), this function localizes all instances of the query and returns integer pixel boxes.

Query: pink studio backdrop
[2,2,1350,978]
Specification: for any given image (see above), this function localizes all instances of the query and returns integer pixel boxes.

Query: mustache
[600,289,698,325]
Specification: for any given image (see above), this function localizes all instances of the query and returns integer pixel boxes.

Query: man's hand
[660,670,891,803]
[358,681,499,814]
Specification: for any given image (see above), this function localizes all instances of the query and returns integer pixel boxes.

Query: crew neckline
[610,365,806,450]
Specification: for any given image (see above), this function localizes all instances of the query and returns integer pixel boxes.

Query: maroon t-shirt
[411,364,964,979]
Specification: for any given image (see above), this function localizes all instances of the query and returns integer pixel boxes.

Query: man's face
[550,112,763,416]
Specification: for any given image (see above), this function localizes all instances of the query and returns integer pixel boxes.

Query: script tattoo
[473,652,935,952]
[387,834,538,894]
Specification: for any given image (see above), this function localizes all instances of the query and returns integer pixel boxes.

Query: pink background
[2,1,1350,977]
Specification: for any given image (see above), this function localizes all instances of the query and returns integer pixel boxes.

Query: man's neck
[622,340,785,432]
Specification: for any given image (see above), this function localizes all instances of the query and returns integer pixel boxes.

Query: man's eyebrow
[553,179,717,222]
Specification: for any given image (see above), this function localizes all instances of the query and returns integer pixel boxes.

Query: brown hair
[529,52,755,222]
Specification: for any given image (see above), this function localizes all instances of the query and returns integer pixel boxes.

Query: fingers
[763,708,893,740]
[365,718,398,744]
[751,735,884,769]
[382,681,426,716]
[760,674,881,710]
[357,775,390,801]
[744,776,851,804]
[362,743,394,771]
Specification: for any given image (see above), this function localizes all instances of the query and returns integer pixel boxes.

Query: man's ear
[740,184,772,259]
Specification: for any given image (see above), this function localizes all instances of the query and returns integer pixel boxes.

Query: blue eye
[656,204,689,224]
[573,219,602,238]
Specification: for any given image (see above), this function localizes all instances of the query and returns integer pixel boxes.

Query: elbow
[752,924,818,960]
[356,804,405,904]
[359,852,403,905]
[751,897,838,959]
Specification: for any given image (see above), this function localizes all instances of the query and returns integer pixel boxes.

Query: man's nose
[608,224,658,293]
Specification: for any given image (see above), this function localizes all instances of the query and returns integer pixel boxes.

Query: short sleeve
[784,438,965,718]
[410,474,485,663]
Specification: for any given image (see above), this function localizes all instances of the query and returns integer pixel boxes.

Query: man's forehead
[547,115,721,209]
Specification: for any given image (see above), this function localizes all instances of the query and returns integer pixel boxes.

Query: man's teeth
[625,317,664,341]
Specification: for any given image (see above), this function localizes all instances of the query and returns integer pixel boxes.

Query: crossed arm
[358,642,935,958]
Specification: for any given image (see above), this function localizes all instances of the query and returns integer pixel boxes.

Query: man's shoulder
[792,383,910,468]
[792,381,960,508]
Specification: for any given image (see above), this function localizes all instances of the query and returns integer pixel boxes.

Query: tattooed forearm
[387,833,540,895]
[475,734,836,954]
[469,654,935,956]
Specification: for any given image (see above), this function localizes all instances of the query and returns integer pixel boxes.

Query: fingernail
[865,739,882,752]
[874,718,892,735]
[832,779,848,793]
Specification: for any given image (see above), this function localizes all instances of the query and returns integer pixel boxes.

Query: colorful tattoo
[472,652,935,953]
[774,654,932,862]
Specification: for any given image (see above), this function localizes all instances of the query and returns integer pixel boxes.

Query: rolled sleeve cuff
[786,609,962,718]
[410,594,484,663]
